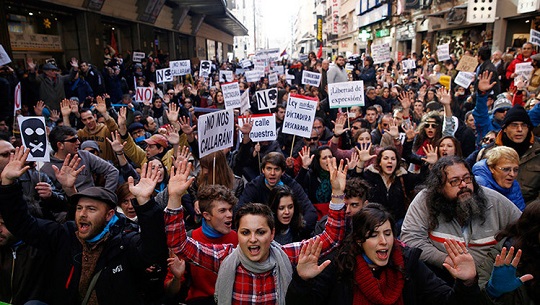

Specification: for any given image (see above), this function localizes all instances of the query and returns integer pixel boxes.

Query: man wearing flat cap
[0,147,168,304]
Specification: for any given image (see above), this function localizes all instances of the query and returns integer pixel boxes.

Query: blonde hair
[486,146,519,167]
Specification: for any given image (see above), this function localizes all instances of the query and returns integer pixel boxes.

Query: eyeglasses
[424,123,439,128]
[62,137,79,143]
[447,175,473,187]
[306,137,319,142]
[507,122,529,129]
[482,137,495,143]
[351,126,360,130]
[496,166,519,174]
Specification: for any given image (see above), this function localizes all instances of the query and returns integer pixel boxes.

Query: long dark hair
[267,185,304,234]
[374,147,401,182]
[335,203,401,279]
[413,112,443,151]
[436,135,463,158]
[312,146,332,173]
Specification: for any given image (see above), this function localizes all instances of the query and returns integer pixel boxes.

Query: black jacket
[0,183,168,305]
[286,247,481,305]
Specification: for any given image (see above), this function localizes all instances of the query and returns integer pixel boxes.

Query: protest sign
[456,55,478,72]
[132,52,145,62]
[156,68,172,84]
[14,82,21,115]
[0,45,11,66]
[256,48,280,62]
[199,60,212,78]
[241,59,252,68]
[371,43,391,64]
[197,109,234,158]
[454,72,475,89]
[272,65,285,75]
[439,75,452,90]
[285,71,294,85]
[245,70,261,82]
[301,70,322,86]
[299,54,309,62]
[135,87,153,104]
[402,59,416,70]
[219,70,234,83]
[240,90,251,115]
[18,116,50,162]
[238,114,277,142]
[515,62,534,80]
[254,88,279,111]
[170,60,191,76]
[345,63,354,72]
[328,81,365,108]
[531,29,540,46]
[436,44,451,61]
[268,72,279,86]
[221,82,242,109]
[282,94,318,138]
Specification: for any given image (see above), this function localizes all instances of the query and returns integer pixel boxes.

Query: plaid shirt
[165,203,345,305]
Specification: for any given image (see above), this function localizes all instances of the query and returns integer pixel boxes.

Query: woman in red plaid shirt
[164,158,348,305]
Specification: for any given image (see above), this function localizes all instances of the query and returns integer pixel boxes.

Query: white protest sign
[156,68,172,84]
[238,114,277,142]
[170,60,191,76]
[437,44,451,61]
[241,59,252,68]
[240,90,251,114]
[402,59,416,70]
[200,60,212,78]
[18,116,50,162]
[219,70,234,83]
[371,43,391,65]
[282,94,318,138]
[221,82,242,109]
[531,29,540,46]
[135,87,153,104]
[245,70,261,82]
[301,70,322,86]
[197,109,234,158]
[273,65,285,75]
[328,81,365,108]
[254,88,279,111]
[285,70,294,85]
[515,62,534,79]
[0,45,11,66]
[268,72,279,86]
[14,82,21,114]
[132,52,145,62]
[454,72,475,89]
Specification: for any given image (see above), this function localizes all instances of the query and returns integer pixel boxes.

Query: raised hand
[33,100,45,116]
[174,146,192,167]
[398,91,412,109]
[52,154,86,194]
[59,99,72,118]
[167,160,195,208]
[346,151,359,170]
[386,119,399,138]
[166,102,179,123]
[354,142,377,163]
[237,115,253,135]
[95,96,108,114]
[486,247,534,298]
[117,107,127,135]
[329,157,347,195]
[106,131,126,154]
[421,144,438,164]
[128,162,159,205]
[298,146,314,170]
[179,116,196,135]
[164,124,180,145]
[27,58,36,71]
[437,87,452,106]
[332,112,349,136]
[1,147,30,185]
[403,122,418,141]
[70,57,78,69]
[296,237,331,280]
[49,109,60,122]
[478,71,496,92]
[442,239,476,282]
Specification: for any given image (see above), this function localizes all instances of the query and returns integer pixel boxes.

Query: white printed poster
[221,82,242,110]
[170,60,191,76]
[273,65,285,75]
[454,72,475,89]
[371,43,391,65]
[238,114,277,142]
[240,59,252,68]
[282,94,318,138]
[531,29,540,46]
[254,88,279,111]
[402,59,416,70]
[245,70,261,83]
[328,81,365,108]
[18,116,50,162]
[437,44,451,61]
[240,90,251,115]
[515,62,534,80]
[301,70,322,86]
[199,60,212,78]
[219,70,234,83]
[268,72,279,86]
[132,52,145,62]
[197,109,234,158]
[135,87,153,104]
[156,68,172,84]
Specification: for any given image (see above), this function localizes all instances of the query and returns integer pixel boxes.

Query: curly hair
[413,112,443,152]
[198,184,238,214]
[344,178,370,200]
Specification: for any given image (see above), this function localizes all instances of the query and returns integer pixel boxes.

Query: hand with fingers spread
[298,146,314,170]
[478,71,497,92]
[167,160,195,209]
[354,142,377,163]
[296,237,332,280]
[1,147,31,185]
[60,99,72,118]
[346,151,359,170]
[174,146,192,168]
[437,87,452,106]
[398,91,412,110]
[27,58,36,72]
[179,116,196,136]
[52,154,86,195]
[403,122,418,141]
[386,119,399,138]
[421,144,438,164]
[166,103,180,123]
[106,131,126,154]
[164,124,180,146]
[329,157,347,196]
[128,162,159,205]
[49,109,60,122]
[34,101,45,116]
[237,115,253,135]
[332,113,349,136]
[95,95,108,115]
[486,246,534,298]
[442,239,476,283]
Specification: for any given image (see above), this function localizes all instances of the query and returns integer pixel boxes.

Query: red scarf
[353,243,405,305]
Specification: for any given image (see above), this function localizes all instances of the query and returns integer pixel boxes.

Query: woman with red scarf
[286,203,481,305]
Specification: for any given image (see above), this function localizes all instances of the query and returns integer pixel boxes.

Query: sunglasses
[62,137,79,143]
[424,123,439,128]
[482,137,495,143]
[351,126,360,130]
[306,137,319,142]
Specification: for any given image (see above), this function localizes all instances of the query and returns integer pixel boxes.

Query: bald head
[0,140,14,173]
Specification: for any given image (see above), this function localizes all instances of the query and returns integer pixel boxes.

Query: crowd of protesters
[0,40,539,305]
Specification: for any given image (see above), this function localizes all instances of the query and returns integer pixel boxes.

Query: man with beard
[327,55,348,84]
[401,156,521,280]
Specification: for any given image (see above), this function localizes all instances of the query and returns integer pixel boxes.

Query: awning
[170,0,248,36]
[427,4,467,17]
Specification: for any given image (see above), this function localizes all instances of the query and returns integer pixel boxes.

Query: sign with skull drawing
[18,116,50,162]
[200,60,212,79]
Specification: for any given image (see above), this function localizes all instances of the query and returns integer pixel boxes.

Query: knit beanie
[502,105,533,128]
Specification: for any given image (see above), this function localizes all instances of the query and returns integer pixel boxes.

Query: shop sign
[518,0,540,13]
[376,28,390,38]
[358,3,390,27]
[397,24,415,41]
[467,0,496,23]
[9,32,62,52]
[332,0,340,35]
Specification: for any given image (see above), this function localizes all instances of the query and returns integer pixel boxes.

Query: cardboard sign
[170,60,191,76]
[0,45,11,66]
[402,59,416,70]
[254,88,279,111]
[238,114,277,142]
[132,52,145,62]
[197,109,234,158]
[371,43,391,64]
[14,82,21,114]
[268,72,279,86]
[156,68,172,84]
[328,81,365,108]
[18,116,50,162]
[219,70,234,83]
[301,70,322,86]
[221,82,242,109]
[531,29,540,46]
[245,70,261,83]
[456,55,478,72]
[439,75,452,90]
[436,44,451,61]
[135,87,153,104]
[240,59,252,68]
[240,90,251,115]
[454,72,475,89]
[282,94,318,138]
[199,60,212,78]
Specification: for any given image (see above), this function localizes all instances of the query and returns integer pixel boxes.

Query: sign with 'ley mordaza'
[197,109,234,158]
[282,94,318,138]
[328,81,365,108]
